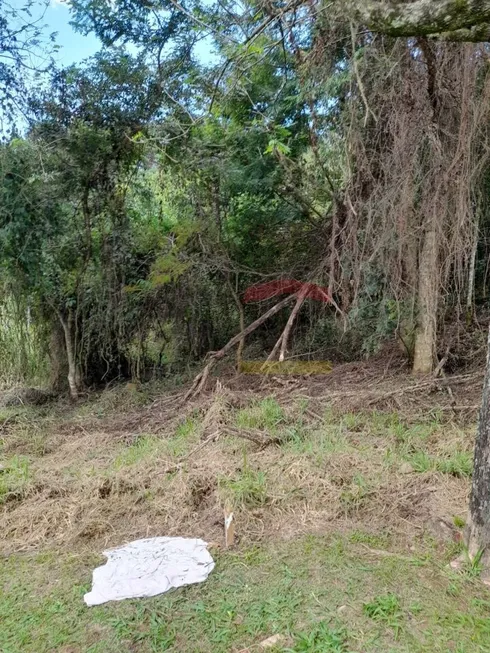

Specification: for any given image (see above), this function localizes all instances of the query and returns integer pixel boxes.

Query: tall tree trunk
[412,225,439,374]
[58,309,79,400]
[466,324,490,579]
[49,321,68,392]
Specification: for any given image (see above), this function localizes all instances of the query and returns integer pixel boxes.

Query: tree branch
[346,0,490,41]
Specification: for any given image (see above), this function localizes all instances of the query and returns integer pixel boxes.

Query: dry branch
[279,287,308,361]
[184,294,298,400]
[347,0,490,41]
[227,426,282,448]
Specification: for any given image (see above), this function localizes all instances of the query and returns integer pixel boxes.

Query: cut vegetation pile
[1,362,489,652]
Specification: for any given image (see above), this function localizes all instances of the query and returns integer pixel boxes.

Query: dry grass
[0,363,479,556]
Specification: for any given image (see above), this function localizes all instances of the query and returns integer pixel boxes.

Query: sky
[17,0,102,66]
[46,1,102,65]
[8,0,101,66]
[10,0,217,67]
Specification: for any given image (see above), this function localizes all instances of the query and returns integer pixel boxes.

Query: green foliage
[0,1,54,132]
[0,299,48,386]
[3,0,490,389]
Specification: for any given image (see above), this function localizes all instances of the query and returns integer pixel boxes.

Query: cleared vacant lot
[1,366,489,652]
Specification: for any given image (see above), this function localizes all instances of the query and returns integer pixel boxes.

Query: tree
[346,1,490,41]
[0,51,165,396]
[0,1,53,132]
[351,0,490,582]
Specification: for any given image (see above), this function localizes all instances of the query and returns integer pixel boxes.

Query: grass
[112,418,199,469]
[113,436,164,469]
[363,593,404,637]
[340,473,374,514]
[235,397,285,431]
[406,450,473,478]
[0,454,31,504]
[219,462,269,508]
[0,381,486,652]
[2,535,490,652]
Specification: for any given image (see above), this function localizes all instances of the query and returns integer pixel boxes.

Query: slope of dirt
[0,361,483,555]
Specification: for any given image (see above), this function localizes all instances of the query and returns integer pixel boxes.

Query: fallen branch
[279,287,308,361]
[159,430,219,475]
[265,287,309,365]
[266,332,284,363]
[184,294,298,400]
[433,345,451,378]
[227,426,282,448]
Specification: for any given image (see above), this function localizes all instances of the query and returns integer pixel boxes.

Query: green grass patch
[1,535,490,652]
[112,418,198,469]
[406,450,473,477]
[219,465,269,508]
[235,397,285,431]
[112,435,163,469]
[0,454,31,503]
[363,593,404,636]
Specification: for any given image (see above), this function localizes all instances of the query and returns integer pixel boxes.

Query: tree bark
[466,325,490,576]
[58,309,80,400]
[412,227,439,375]
[49,321,68,392]
[346,1,490,41]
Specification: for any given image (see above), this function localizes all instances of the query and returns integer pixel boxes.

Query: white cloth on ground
[84,536,215,606]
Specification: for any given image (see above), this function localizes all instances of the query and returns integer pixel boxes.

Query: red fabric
[243,279,331,303]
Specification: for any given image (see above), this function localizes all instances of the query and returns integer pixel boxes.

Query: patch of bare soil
[0,358,482,555]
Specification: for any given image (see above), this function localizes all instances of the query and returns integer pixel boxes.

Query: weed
[0,455,30,503]
[349,530,391,548]
[113,435,162,469]
[436,452,472,478]
[461,547,484,579]
[409,601,423,615]
[393,422,436,444]
[369,411,403,431]
[453,515,466,529]
[175,416,197,439]
[341,412,365,432]
[285,425,350,458]
[235,397,285,431]
[363,594,404,636]
[282,423,307,445]
[288,622,348,652]
[165,417,198,456]
[407,451,434,473]
[340,474,371,514]
[109,608,177,650]
[405,450,473,478]
[220,467,268,508]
